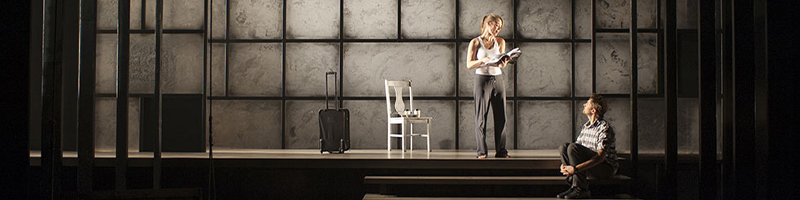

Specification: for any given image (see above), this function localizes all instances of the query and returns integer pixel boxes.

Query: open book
[481,47,522,67]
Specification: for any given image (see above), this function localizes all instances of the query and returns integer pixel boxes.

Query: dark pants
[474,75,508,157]
[559,143,615,190]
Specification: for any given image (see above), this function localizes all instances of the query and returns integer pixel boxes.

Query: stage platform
[29,149,637,199]
[362,194,640,200]
[30,149,570,170]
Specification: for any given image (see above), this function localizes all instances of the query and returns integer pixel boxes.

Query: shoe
[477,155,487,159]
[564,187,591,199]
[494,154,511,158]
[556,187,576,198]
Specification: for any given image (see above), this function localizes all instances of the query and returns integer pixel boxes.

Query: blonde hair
[480,14,503,34]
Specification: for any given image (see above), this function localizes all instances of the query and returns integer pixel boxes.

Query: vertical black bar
[42,0,64,198]
[153,0,163,189]
[397,0,401,40]
[225,0,230,97]
[77,0,97,195]
[629,0,638,179]
[732,0,757,199]
[141,0,146,30]
[512,0,518,149]
[721,1,735,199]
[570,0,576,142]
[454,0,460,149]
[339,0,344,109]
[116,0,130,191]
[203,0,208,152]
[752,0,769,199]
[591,0,596,93]
[62,0,80,153]
[206,0,216,199]
[698,0,718,199]
[657,0,664,97]
[663,0,677,199]
[281,0,286,149]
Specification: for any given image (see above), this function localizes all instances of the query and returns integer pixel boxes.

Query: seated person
[557,93,618,199]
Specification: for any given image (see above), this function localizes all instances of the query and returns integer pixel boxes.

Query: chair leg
[427,122,431,152]
[401,121,406,152]
[387,124,390,151]
[410,123,414,152]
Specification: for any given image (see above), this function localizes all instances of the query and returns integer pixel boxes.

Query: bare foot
[477,155,487,159]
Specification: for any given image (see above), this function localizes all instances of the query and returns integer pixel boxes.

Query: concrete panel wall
[518,101,572,149]
[344,0,397,39]
[94,98,140,152]
[210,100,282,149]
[87,0,702,152]
[343,43,455,97]
[517,43,572,97]
[286,0,340,39]
[285,100,325,149]
[229,0,282,39]
[517,0,571,39]
[401,0,455,39]
[285,43,340,97]
[227,43,282,96]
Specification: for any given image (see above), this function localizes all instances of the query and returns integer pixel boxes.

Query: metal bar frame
[206,0,217,199]
[77,0,97,195]
[454,0,460,149]
[512,0,518,149]
[116,0,130,191]
[98,29,205,34]
[663,0,678,199]
[698,0,718,199]
[41,0,64,198]
[591,0,596,94]
[720,0,734,199]
[225,0,230,97]
[153,0,163,189]
[752,0,769,198]
[732,0,758,199]
[206,38,594,43]
[570,0,576,143]
[281,0,287,149]
[629,0,639,179]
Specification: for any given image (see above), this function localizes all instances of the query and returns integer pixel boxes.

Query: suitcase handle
[325,71,339,109]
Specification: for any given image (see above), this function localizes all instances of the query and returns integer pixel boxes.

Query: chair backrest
[384,80,413,118]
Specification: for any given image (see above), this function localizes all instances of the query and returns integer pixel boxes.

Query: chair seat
[389,117,432,124]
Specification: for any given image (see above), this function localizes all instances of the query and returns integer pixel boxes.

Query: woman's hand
[480,57,491,65]
[499,57,510,68]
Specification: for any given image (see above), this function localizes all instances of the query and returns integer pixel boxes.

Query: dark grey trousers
[474,75,508,157]
[559,143,615,190]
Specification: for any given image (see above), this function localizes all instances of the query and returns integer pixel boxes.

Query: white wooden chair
[385,80,432,152]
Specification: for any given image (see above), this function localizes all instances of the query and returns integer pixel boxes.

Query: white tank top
[475,37,502,75]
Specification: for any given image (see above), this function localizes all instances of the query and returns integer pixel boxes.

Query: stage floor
[30,149,566,169]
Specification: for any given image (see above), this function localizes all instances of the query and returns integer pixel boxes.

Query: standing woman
[467,14,511,159]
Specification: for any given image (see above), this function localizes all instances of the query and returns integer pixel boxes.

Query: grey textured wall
[88,0,700,153]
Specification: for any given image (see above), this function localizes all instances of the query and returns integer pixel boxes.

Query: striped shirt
[575,119,618,171]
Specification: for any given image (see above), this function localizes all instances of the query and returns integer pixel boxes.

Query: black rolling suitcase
[319,71,350,154]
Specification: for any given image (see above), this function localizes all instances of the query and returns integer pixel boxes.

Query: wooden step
[363,193,641,200]
[365,175,632,185]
